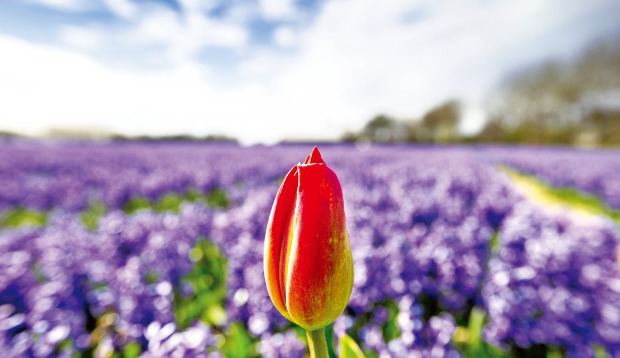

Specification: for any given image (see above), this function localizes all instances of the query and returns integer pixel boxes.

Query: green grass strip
[500,166,620,227]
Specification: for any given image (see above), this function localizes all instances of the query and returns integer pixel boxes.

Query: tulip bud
[264,147,353,331]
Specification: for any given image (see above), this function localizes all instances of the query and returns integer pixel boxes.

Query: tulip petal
[264,165,298,321]
[304,146,324,165]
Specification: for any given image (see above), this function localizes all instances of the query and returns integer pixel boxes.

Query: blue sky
[0,0,619,143]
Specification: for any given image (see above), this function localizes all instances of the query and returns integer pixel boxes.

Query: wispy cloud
[59,25,105,51]
[28,0,96,12]
[259,0,297,20]
[143,12,245,62]
[102,0,137,19]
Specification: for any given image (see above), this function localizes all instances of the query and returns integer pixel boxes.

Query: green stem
[306,327,328,358]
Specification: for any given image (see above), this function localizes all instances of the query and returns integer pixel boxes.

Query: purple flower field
[0,142,619,357]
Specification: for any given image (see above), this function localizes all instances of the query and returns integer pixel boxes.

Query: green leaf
[593,344,609,358]
[205,305,227,327]
[186,188,202,201]
[546,347,563,358]
[340,334,365,358]
[173,239,228,329]
[155,193,184,213]
[145,271,160,285]
[205,188,230,209]
[455,307,510,358]
[123,197,151,214]
[0,208,47,229]
[467,307,485,352]
[81,200,107,231]
[220,323,256,358]
[122,342,141,358]
[489,232,500,252]
[382,299,401,342]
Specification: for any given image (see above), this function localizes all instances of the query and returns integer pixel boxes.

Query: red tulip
[264,147,353,331]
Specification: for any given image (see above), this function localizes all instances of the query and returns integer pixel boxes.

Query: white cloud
[126,8,248,64]
[186,13,248,49]
[28,0,94,12]
[102,0,138,19]
[273,26,297,48]
[130,9,181,44]
[260,0,295,20]
[0,35,199,133]
[59,26,105,51]
[177,0,220,13]
[224,3,260,24]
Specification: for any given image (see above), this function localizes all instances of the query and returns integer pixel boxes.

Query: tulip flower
[264,147,353,358]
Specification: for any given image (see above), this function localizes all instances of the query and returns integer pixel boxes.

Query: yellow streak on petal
[283,210,295,308]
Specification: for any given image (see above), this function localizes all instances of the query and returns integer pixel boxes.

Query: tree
[359,114,408,143]
[420,100,461,142]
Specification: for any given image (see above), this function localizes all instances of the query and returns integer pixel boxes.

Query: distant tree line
[110,133,238,143]
[343,40,620,147]
[342,100,462,144]
[0,129,238,143]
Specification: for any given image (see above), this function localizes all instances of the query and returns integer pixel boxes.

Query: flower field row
[483,146,620,210]
[1,142,619,357]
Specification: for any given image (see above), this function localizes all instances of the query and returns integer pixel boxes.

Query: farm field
[1,142,619,358]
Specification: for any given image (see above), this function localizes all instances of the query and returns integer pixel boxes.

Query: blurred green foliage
[81,200,107,231]
[123,187,231,215]
[124,196,152,214]
[341,299,401,358]
[119,342,141,358]
[454,308,510,358]
[221,323,257,358]
[0,188,231,230]
[205,188,231,209]
[0,207,47,229]
[174,239,228,329]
